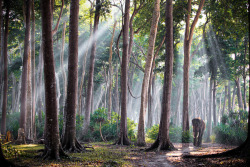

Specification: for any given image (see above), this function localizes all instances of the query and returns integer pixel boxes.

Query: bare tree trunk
[1,2,9,136]
[108,21,117,119]
[137,0,160,146]
[31,0,36,140]
[213,80,217,126]
[222,85,227,116]
[41,0,67,159]
[206,78,213,142]
[147,0,176,151]
[62,0,83,153]
[182,0,205,138]
[83,0,101,136]
[231,84,237,112]
[228,81,231,112]
[235,78,244,110]
[60,22,67,113]
[116,0,131,145]
[114,62,120,115]
[19,0,31,141]
[26,52,32,140]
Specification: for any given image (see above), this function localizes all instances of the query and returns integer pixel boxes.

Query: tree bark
[137,0,160,146]
[222,85,227,116]
[1,4,9,135]
[182,0,205,137]
[62,0,83,153]
[41,0,67,159]
[19,0,31,140]
[213,80,217,126]
[108,21,117,119]
[116,0,131,145]
[60,22,67,113]
[206,78,213,142]
[31,0,36,141]
[235,78,244,110]
[147,0,176,151]
[83,0,101,136]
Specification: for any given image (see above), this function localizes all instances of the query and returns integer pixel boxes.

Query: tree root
[146,138,176,152]
[114,134,131,146]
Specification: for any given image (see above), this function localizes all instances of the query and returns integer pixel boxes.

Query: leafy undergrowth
[5,142,250,167]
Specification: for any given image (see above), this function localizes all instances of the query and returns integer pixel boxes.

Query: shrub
[214,124,247,145]
[84,108,137,142]
[146,125,188,143]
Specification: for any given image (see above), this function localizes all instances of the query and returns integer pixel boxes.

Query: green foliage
[214,124,247,145]
[1,144,24,159]
[83,108,137,142]
[5,112,20,139]
[146,125,190,143]
[215,110,248,145]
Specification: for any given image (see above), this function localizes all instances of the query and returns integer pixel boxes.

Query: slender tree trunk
[31,0,36,140]
[206,78,213,142]
[222,85,227,116]
[116,0,131,145]
[1,2,9,136]
[213,80,217,126]
[228,81,231,112]
[231,84,237,112]
[182,0,205,138]
[60,22,67,113]
[26,53,32,140]
[147,0,176,151]
[62,0,82,153]
[137,0,160,146]
[41,0,67,159]
[235,78,244,110]
[83,0,101,136]
[19,0,31,141]
[108,21,117,119]
[115,62,120,115]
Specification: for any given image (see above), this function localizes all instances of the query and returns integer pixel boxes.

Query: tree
[146,0,176,151]
[62,0,83,153]
[18,0,31,143]
[1,0,9,136]
[116,0,131,145]
[41,0,67,159]
[137,0,160,146]
[182,0,205,139]
[83,0,101,136]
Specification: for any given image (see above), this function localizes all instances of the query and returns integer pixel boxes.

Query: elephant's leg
[198,130,203,146]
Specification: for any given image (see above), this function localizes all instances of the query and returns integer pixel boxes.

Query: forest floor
[6,142,249,166]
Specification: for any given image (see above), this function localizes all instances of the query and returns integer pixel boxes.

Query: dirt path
[136,143,248,167]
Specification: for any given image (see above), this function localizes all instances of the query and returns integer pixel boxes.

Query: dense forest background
[0,0,249,163]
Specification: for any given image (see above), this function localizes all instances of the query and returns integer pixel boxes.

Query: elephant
[192,118,205,147]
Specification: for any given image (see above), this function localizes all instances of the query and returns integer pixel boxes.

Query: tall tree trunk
[231,84,237,112]
[0,1,9,136]
[227,81,231,112]
[62,0,82,153]
[31,0,36,140]
[137,0,160,146]
[222,85,227,116]
[114,62,120,115]
[26,53,32,140]
[147,0,176,151]
[213,80,217,126]
[235,78,243,110]
[108,21,117,119]
[79,4,93,116]
[60,22,67,113]
[116,0,131,145]
[83,0,101,136]
[19,0,31,141]
[41,0,67,159]
[182,0,205,138]
[206,78,213,142]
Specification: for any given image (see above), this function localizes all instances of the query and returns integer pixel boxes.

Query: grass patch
[8,142,134,166]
